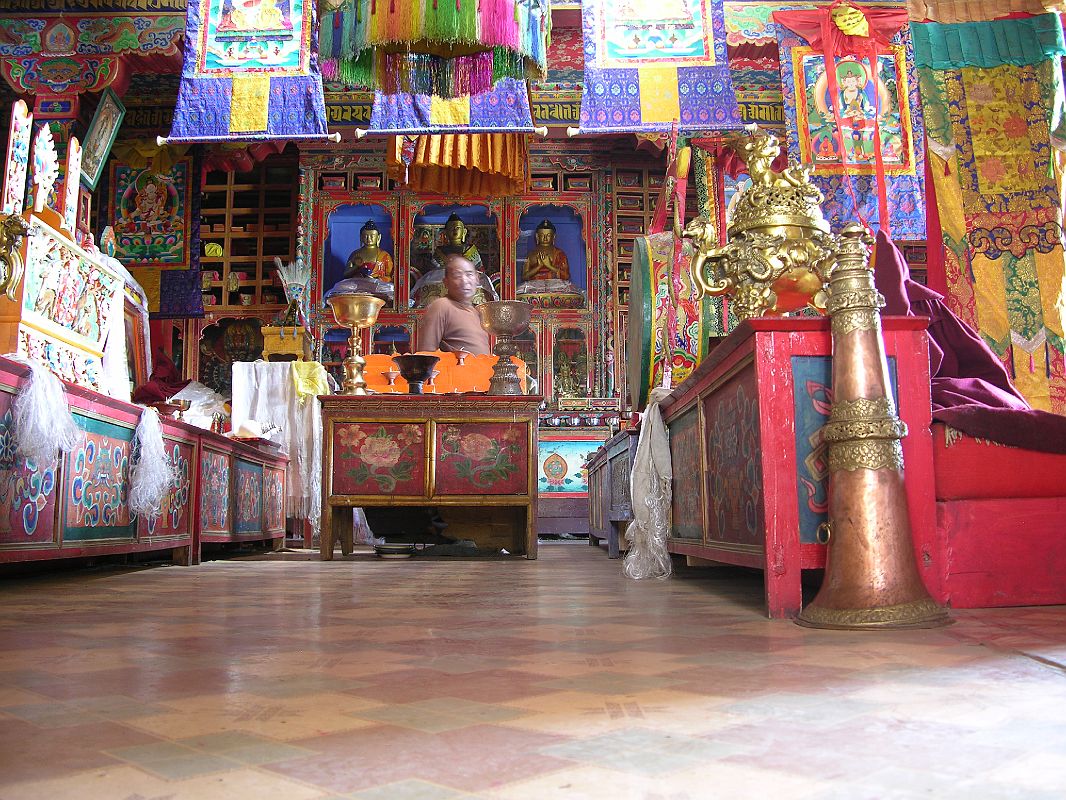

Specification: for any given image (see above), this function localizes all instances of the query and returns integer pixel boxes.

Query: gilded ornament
[831,308,881,336]
[685,125,835,320]
[0,214,29,302]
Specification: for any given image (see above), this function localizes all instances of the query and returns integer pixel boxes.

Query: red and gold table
[320,394,542,559]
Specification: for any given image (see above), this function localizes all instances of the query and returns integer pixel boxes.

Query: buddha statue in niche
[410,213,498,308]
[523,219,570,282]
[344,220,394,283]
[517,218,585,306]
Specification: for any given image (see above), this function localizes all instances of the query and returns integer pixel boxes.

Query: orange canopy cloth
[387,134,529,196]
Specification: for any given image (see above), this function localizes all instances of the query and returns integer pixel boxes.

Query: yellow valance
[387,134,529,197]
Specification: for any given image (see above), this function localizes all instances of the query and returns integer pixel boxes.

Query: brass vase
[326,292,385,395]
[477,301,531,395]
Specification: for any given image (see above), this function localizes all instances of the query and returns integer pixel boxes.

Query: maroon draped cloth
[132,347,191,405]
[873,231,1066,453]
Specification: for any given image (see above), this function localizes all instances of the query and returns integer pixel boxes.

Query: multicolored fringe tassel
[321,0,550,96]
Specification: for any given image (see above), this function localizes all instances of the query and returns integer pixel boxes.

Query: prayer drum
[626,232,722,410]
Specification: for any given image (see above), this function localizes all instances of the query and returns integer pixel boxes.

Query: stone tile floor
[1,542,1065,799]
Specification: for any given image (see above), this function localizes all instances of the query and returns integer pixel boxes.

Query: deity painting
[601,0,716,66]
[80,89,125,191]
[199,0,309,75]
[109,160,191,268]
[793,47,914,175]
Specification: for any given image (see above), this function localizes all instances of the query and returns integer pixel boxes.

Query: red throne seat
[923,422,1066,608]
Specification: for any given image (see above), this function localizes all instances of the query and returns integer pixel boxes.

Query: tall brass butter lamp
[326,293,385,395]
[477,300,532,395]
[797,225,950,630]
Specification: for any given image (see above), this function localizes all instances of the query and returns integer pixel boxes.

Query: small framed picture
[564,174,592,192]
[80,88,125,191]
[320,173,348,190]
[531,174,557,192]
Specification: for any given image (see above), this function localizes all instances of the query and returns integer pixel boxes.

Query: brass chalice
[477,301,532,395]
[326,292,385,395]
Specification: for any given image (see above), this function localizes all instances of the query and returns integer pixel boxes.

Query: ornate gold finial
[0,214,29,302]
[685,125,837,321]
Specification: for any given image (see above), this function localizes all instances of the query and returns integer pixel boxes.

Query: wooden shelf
[198,155,298,312]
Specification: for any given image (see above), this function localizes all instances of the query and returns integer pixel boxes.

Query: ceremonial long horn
[797,224,950,630]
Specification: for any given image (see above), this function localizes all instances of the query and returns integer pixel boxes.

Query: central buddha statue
[344,220,394,283]
[410,213,498,308]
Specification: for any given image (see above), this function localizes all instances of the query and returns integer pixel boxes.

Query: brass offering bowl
[391,353,440,395]
[477,301,532,395]
[326,292,385,395]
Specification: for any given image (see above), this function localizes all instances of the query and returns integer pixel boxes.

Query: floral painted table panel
[234,459,263,534]
[332,422,427,496]
[435,422,529,496]
[200,450,231,534]
[146,440,193,538]
[0,395,57,545]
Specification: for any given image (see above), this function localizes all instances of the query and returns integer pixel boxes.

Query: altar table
[319,394,542,559]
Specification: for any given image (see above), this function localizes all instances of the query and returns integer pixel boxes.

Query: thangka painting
[169,0,328,142]
[80,88,125,191]
[109,158,192,269]
[537,432,608,498]
[579,0,741,133]
[792,49,913,175]
[776,22,926,238]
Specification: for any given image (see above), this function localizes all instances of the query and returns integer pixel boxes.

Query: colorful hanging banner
[579,0,741,133]
[366,78,535,135]
[167,0,329,143]
[914,14,1066,412]
[318,0,550,97]
[774,6,926,238]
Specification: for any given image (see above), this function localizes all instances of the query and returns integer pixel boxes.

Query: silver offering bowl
[391,354,440,395]
[476,301,532,395]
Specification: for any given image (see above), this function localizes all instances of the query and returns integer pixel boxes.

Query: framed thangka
[792,48,914,176]
[775,15,926,238]
[108,159,192,269]
[80,88,125,191]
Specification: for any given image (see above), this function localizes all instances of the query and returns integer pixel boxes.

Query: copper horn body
[796,225,950,630]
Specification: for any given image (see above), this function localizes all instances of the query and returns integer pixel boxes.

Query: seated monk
[415,255,491,355]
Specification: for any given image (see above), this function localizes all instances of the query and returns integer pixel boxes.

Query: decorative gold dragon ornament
[686,124,839,321]
[0,213,29,302]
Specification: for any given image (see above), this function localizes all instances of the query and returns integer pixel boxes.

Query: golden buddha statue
[523,219,570,282]
[516,218,585,308]
[431,214,482,271]
[411,213,497,307]
[344,220,394,283]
